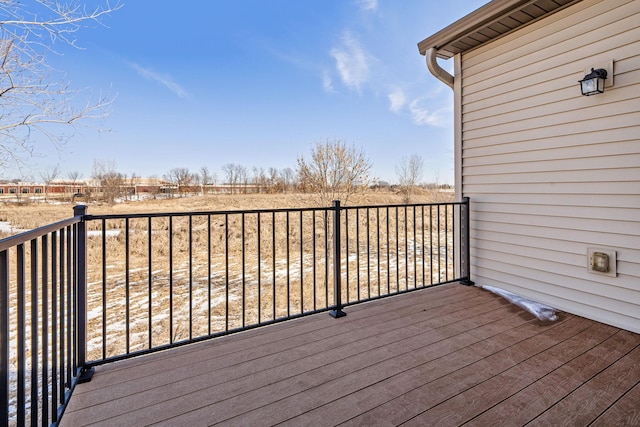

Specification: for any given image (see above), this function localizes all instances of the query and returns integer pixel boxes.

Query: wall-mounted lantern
[579,68,607,96]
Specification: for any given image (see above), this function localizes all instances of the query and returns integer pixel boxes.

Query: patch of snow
[87,229,121,238]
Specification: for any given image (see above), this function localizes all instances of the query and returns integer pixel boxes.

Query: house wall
[459,0,640,332]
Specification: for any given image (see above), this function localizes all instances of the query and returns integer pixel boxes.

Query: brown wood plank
[591,381,640,427]
[465,329,640,426]
[527,344,640,426]
[401,322,620,426]
[338,315,595,426]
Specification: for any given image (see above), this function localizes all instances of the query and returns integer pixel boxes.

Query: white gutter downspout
[426,47,453,90]
[425,47,463,281]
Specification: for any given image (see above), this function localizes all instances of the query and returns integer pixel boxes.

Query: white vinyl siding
[459,0,640,333]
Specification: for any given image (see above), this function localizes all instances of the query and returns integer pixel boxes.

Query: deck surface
[61,283,640,426]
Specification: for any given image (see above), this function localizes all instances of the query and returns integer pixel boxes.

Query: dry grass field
[0,189,451,236]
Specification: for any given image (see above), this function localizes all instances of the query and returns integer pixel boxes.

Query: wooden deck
[61,283,640,426]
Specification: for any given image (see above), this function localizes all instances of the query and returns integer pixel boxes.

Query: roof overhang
[418,0,583,59]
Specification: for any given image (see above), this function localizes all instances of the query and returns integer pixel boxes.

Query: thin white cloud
[388,88,407,113]
[409,98,452,127]
[330,31,371,92]
[356,0,378,12]
[130,63,190,99]
[322,70,336,93]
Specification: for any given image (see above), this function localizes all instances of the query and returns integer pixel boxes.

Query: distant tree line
[4,139,450,205]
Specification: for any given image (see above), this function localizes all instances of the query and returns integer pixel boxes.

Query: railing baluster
[149,216,154,346]
[421,206,426,288]
[404,206,408,290]
[31,239,39,424]
[286,212,290,317]
[439,205,443,283]
[366,208,371,299]
[224,214,229,332]
[207,215,212,335]
[299,211,303,314]
[324,210,329,309]
[344,210,349,303]
[395,207,399,291]
[125,218,130,352]
[169,216,174,341]
[52,231,58,423]
[241,213,246,328]
[430,205,434,285]
[257,212,261,324]
[0,249,9,426]
[356,208,360,301]
[66,226,72,391]
[386,207,390,294]
[42,234,49,427]
[188,215,193,340]
[15,244,25,426]
[312,211,317,310]
[445,205,449,282]
[58,229,66,408]
[272,212,276,320]
[413,206,418,289]
[377,208,381,296]
[101,218,107,360]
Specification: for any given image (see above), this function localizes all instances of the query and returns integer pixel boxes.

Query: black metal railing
[0,206,89,427]
[1,198,470,426]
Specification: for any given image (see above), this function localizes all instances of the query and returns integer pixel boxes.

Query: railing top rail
[83,200,465,221]
[0,215,81,252]
[85,206,330,220]
[340,200,466,210]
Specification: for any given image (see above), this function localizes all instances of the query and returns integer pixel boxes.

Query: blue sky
[20,0,488,185]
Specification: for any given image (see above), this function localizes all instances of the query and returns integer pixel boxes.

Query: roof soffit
[418,0,583,59]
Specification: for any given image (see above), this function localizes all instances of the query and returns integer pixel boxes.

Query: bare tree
[199,166,216,195]
[395,154,425,204]
[0,1,121,167]
[92,159,124,205]
[281,167,296,193]
[252,166,267,193]
[267,167,280,193]
[39,163,61,201]
[67,170,82,199]
[297,139,372,206]
[221,163,237,194]
[236,164,249,194]
[164,167,194,197]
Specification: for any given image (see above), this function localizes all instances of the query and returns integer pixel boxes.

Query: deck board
[60,283,640,426]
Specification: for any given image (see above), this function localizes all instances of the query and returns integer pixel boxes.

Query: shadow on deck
[61,283,640,426]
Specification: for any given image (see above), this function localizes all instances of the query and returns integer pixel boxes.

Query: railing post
[329,200,346,318]
[73,204,94,383]
[459,197,474,286]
